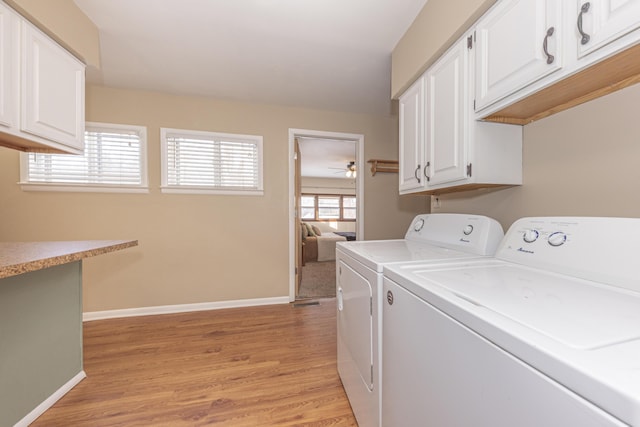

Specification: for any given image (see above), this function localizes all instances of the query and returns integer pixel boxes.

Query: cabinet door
[425,38,469,186]
[21,23,84,151]
[0,2,16,129]
[398,77,426,194]
[475,0,562,111]
[576,0,640,58]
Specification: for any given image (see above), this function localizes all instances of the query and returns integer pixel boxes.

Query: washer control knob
[414,218,425,232]
[523,229,539,243]
[548,232,567,247]
[463,225,474,235]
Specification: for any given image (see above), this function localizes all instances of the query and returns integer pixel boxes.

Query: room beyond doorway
[288,129,364,302]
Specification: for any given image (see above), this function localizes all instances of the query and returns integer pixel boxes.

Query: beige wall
[8,0,100,67]
[0,85,427,312]
[391,0,495,98]
[432,83,640,231]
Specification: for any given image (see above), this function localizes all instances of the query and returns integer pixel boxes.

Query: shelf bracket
[367,159,399,176]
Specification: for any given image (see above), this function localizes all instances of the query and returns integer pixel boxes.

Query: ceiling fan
[329,161,357,178]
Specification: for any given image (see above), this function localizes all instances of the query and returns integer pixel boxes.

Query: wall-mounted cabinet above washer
[476,0,640,124]
[398,0,640,196]
[474,0,563,112]
[399,33,522,196]
[0,1,85,154]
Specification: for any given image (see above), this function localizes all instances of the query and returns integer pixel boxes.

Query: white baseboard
[83,296,291,322]
[15,370,86,427]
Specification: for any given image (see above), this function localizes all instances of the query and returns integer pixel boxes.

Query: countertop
[0,240,138,279]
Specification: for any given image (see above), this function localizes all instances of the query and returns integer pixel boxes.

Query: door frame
[288,128,364,302]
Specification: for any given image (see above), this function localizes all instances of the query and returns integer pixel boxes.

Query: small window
[300,194,356,221]
[318,195,341,219]
[20,122,148,193]
[300,195,316,219]
[342,196,357,219]
[161,128,263,195]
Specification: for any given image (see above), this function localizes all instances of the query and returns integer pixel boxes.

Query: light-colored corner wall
[391,0,495,98]
[0,85,427,312]
[7,0,100,67]
[432,83,640,231]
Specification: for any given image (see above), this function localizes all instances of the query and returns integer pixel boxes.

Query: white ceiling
[298,138,356,178]
[73,0,428,115]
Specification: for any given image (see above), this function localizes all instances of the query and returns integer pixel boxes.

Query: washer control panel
[497,217,640,291]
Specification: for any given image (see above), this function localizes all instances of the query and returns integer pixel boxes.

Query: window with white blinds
[20,122,148,193]
[160,128,263,195]
[300,194,357,221]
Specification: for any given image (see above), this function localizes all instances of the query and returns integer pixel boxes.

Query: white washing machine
[335,213,504,427]
[382,217,640,426]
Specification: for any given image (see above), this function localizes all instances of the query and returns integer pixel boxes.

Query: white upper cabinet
[398,77,426,194]
[0,2,16,129]
[0,2,85,154]
[425,37,469,186]
[21,24,85,151]
[474,0,640,123]
[576,0,640,58]
[398,32,522,196]
[475,0,563,111]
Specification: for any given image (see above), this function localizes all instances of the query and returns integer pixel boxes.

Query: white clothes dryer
[382,217,640,426]
[335,213,504,427]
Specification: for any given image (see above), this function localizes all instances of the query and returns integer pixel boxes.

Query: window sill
[301,219,356,222]
[160,186,264,196]
[20,182,150,194]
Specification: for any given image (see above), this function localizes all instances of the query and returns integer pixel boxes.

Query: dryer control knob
[548,232,567,247]
[523,229,539,243]
[463,225,474,235]
[414,218,425,232]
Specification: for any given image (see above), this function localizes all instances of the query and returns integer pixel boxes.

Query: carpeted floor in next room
[298,261,337,299]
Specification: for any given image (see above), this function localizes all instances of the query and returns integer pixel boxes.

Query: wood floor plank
[31,299,357,426]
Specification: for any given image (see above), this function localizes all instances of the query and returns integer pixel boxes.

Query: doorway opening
[288,129,364,302]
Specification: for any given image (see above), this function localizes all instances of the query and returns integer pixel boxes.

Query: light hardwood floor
[32,299,357,426]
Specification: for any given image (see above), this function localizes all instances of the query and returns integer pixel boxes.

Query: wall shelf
[367,159,399,176]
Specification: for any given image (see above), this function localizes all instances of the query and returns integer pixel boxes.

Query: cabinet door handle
[543,26,555,64]
[423,161,430,182]
[577,2,591,45]
[414,165,421,183]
